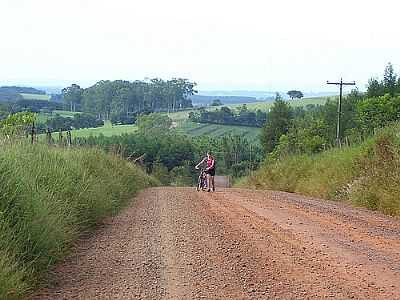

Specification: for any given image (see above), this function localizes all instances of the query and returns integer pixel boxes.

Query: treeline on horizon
[189,105,267,127]
[0,78,197,127]
[61,78,197,123]
[260,63,400,156]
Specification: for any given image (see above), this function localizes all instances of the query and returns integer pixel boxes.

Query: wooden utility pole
[327,78,356,146]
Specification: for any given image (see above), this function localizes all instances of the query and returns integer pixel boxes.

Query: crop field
[20,93,51,101]
[36,110,81,124]
[69,122,137,138]
[223,96,334,111]
[164,97,331,144]
[42,121,137,141]
[166,96,333,121]
[41,96,329,140]
[166,110,193,122]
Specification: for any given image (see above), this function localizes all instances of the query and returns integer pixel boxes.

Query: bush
[170,163,195,186]
[0,143,157,299]
[350,130,400,215]
[244,126,400,216]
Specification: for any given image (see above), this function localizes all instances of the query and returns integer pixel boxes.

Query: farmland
[39,96,330,140]
[37,110,81,123]
[48,121,137,139]
[165,96,331,123]
[71,122,137,137]
[224,96,333,110]
[20,93,51,101]
[176,121,261,143]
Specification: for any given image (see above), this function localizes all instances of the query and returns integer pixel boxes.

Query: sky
[1,0,400,92]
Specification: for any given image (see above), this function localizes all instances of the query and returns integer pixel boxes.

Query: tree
[260,95,293,153]
[356,94,400,135]
[210,99,223,106]
[383,62,397,96]
[76,78,196,118]
[62,84,83,112]
[0,112,36,137]
[367,78,384,98]
[397,77,400,95]
[137,113,172,135]
[287,90,304,99]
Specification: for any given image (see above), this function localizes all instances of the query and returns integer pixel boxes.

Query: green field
[37,110,81,124]
[176,120,261,143]
[70,122,137,138]
[166,96,331,123]
[223,96,334,111]
[164,96,331,143]
[166,110,194,123]
[20,93,51,101]
[42,96,330,140]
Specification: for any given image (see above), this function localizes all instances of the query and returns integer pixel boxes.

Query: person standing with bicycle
[195,151,216,192]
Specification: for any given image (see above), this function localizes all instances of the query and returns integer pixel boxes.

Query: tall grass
[0,143,157,299]
[243,128,400,216]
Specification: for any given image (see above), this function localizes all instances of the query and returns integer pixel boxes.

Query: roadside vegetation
[240,63,400,216]
[0,142,157,299]
[243,128,400,216]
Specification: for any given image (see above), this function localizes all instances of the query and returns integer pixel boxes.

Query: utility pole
[327,78,355,146]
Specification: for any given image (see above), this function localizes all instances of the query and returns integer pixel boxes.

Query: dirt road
[33,188,400,299]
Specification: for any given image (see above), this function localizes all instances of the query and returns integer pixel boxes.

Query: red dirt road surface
[33,188,400,299]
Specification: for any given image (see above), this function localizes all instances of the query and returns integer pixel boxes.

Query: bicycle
[196,168,208,191]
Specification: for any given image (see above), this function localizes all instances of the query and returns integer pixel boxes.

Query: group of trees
[45,113,103,132]
[70,113,262,183]
[136,113,173,135]
[0,111,36,137]
[189,104,267,127]
[367,63,400,97]
[61,78,197,122]
[210,99,223,106]
[261,63,400,157]
[287,90,304,99]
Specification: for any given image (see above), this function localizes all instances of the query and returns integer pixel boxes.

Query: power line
[327,78,356,146]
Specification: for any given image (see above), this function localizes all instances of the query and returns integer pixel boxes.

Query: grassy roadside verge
[239,129,400,216]
[0,143,158,299]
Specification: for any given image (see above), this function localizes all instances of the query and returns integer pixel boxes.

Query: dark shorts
[205,168,215,176]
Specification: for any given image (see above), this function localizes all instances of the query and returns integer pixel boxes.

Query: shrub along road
[32,188,400,299]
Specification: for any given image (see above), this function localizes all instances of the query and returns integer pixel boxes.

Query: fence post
[31,121,35,144]
[67,130,72,147]
[59,130,63,146]
[46,128,52,145]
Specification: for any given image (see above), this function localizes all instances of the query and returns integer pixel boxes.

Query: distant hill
[0,86,46,95]
[197,90,339,101]
[33,86,63,94]
[0,86,48,103]
[197,90,276,100]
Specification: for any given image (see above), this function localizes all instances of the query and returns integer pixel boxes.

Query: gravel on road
[32,187,400,299]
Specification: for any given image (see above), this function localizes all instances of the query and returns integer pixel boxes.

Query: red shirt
[207,156,215,169]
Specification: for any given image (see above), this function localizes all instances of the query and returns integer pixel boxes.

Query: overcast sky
[1,0,399,91]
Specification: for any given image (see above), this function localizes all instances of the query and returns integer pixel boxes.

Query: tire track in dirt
[32,187,400,299]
